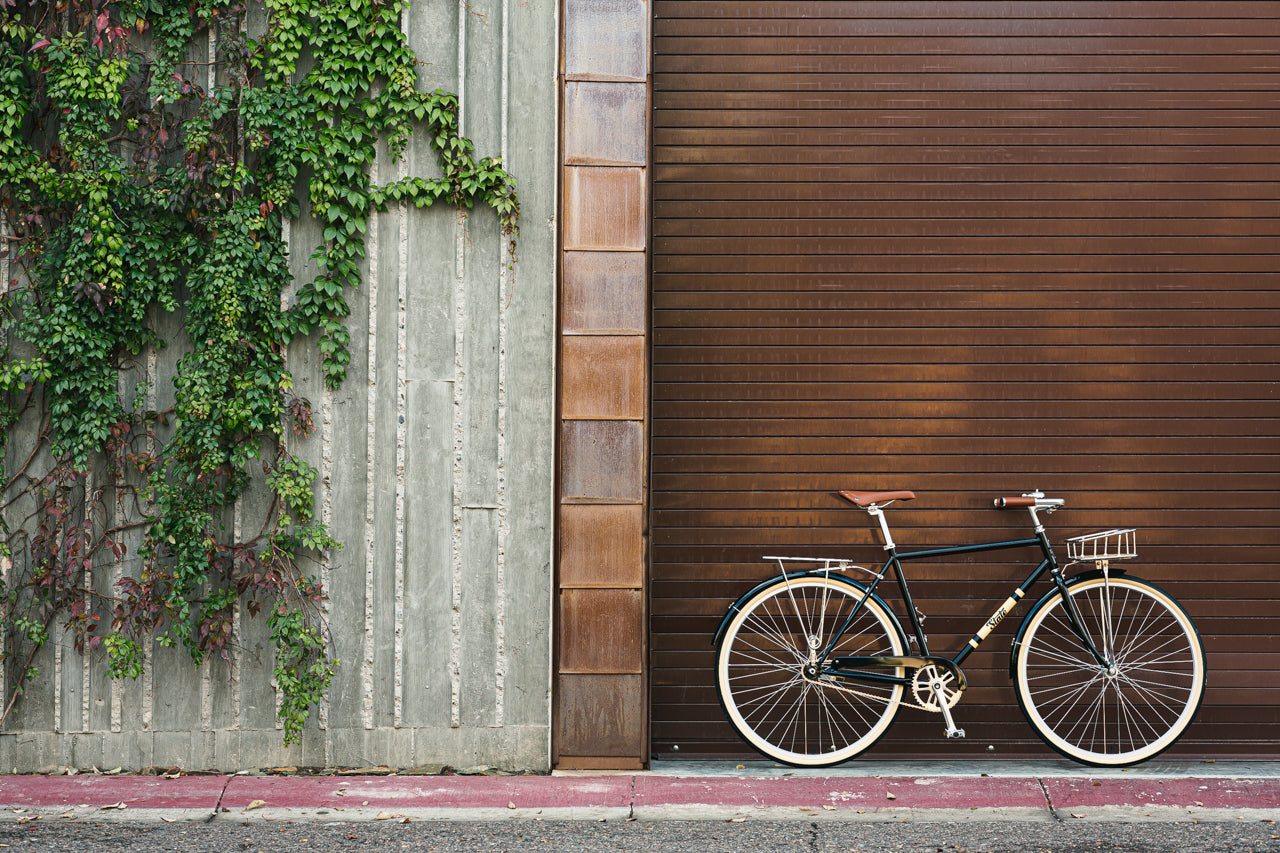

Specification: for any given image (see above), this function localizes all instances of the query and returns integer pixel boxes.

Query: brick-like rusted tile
[564,167,646,251]
[564,0,648,81]
[561,335,645,420]
[559,504,644,588]
[556,673,644,758]
[565,82,648,166]
[560,420,643,503]
[563,252,646,334]
[559,588,644,673]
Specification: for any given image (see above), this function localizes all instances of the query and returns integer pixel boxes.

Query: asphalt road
[1,819,1279,852]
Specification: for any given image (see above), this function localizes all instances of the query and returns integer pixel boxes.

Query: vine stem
[0,609,57,729]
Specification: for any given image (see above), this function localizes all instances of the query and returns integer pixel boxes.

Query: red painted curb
[633,776,1048,811]
[1044,777,1280,811]
[0,775,228,810]
[220,775,633,811]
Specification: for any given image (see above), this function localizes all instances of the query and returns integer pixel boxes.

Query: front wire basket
[1064,527,1138,563]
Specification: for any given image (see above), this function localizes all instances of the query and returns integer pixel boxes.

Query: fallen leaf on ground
[245,800,266,811]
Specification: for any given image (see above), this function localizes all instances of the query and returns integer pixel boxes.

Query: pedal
[946,728,966,739]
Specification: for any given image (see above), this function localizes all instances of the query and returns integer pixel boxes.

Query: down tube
[952,558,1051,667]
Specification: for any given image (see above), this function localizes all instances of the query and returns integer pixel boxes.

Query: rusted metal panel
[562,252,647,334]
[559,504,645,588]
[560,335,645,420]
[650,2,1280,759]
[560,420,644,503]
[565,82,648,166]
[563,167,646,251]
[564,0,648,81]
[556,673,645,758]
[560,589,644,673]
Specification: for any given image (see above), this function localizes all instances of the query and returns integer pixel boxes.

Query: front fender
[712,571,908,652]
[1008,567,1130,678]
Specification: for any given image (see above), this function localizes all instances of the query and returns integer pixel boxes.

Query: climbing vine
[0,0,518,744]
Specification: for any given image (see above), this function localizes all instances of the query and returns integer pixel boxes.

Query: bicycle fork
[1053,569,1114,671]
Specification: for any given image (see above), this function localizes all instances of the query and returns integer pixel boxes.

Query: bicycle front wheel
[1013,575,1206,766]
[715,575,906,766]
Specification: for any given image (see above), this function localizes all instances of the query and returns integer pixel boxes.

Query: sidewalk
[0,761,1277,824]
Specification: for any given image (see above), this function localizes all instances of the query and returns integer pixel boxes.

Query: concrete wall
[0,0,557,772]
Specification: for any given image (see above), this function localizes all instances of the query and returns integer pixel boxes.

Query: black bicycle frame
[816,523,1107,687]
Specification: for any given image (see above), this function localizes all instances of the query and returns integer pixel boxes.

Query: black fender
[712,570,910,653]
[1008,567,1131,678]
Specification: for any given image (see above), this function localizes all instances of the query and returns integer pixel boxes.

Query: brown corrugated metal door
[650,2,1280,759]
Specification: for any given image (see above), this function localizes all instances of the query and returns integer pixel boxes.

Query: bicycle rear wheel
[715,575,906,766]
[1013,575,1205,766]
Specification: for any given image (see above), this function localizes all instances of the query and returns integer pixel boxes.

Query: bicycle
[713,490,1206,767]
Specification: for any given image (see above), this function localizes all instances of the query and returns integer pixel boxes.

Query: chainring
[911,663,962,711]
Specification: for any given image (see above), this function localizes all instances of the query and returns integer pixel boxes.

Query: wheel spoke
[717,578,904,766]
[1015,577,1203,766]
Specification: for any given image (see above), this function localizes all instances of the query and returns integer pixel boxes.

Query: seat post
[867,504,896,551]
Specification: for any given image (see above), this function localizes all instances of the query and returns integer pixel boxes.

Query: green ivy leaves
[0,0,517,743]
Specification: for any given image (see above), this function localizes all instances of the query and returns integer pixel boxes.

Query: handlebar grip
[994,496,1037,509]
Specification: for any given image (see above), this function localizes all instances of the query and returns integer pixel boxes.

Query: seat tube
[869,505,928,653]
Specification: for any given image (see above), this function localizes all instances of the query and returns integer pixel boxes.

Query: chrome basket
[1065,528,1137,563]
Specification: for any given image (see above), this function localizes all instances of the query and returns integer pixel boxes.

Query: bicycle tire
[715,575,906,766]
[1013,574,1206,767]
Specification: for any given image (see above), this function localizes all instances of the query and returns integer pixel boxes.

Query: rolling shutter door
[651,2,1280,758]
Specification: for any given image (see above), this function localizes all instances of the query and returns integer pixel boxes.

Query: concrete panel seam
[362,155,380,732]
[496,241,508,729]
[493,0,511,735]
[83,468,94,732]
[53,608,62,733]
[200,656,212,733]
[140,339,157,734]
[391,0,408,737]
[394,181,408,730]
[450,209,467,730]
[231,494,242,730]
[449,0,469,733]
[317,279,334,743]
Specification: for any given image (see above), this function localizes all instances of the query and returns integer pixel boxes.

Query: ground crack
[1038,777,1062,822]
[208,775,234,824]
[808,821,820,852]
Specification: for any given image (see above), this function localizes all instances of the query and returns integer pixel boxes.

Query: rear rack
[762,555,883,580]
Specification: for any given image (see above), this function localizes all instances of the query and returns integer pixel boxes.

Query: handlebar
[994,492,1065,511]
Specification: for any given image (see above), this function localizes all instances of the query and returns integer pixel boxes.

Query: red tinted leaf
[29,38,50,51]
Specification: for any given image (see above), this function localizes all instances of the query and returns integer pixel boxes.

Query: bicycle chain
[804,674,944,713]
